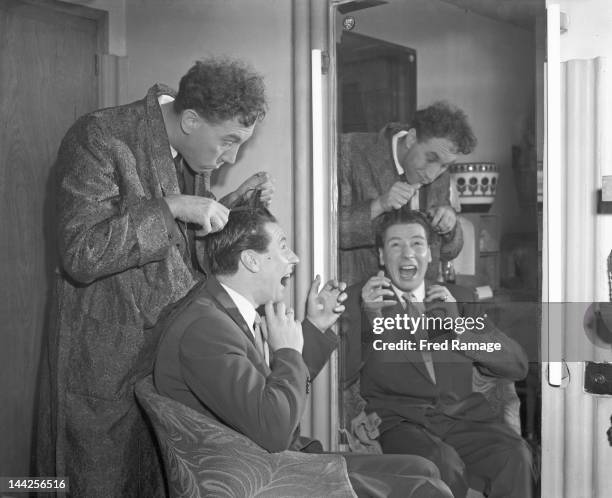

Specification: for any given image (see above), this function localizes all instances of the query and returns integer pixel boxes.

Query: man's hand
[371,181,419,219]
[164,194,229,234]
[236,171,275,205]
[263,301,303,353]
[306,275,348,332]
[361,270,397,312]
[424,284,459,321]
[427,206,457,235]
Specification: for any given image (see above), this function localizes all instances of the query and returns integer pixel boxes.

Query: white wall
[556,0,612,60]
[345,0,536,235]
[125,0,294,236]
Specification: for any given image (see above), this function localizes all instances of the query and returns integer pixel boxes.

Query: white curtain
[543,56,612,498]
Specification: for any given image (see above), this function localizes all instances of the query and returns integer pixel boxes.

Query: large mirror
[332,0,544,492]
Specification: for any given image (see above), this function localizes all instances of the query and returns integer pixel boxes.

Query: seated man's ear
[240,250,260,273]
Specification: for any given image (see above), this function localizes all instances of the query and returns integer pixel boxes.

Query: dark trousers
[342,453,453,498]
[379,418,533,498]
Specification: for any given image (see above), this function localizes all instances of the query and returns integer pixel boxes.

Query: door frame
[14,0,127,108]
[8,0,108,52]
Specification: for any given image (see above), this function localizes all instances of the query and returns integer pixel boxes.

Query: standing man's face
[180,112,255,172]
[398,130,458,186]
[378,222,431,293]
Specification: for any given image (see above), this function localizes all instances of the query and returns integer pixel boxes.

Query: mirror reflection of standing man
[339,101,477,286]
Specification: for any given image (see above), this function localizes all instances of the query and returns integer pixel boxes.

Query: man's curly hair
[174,57,267,127]
[386,101,477,155]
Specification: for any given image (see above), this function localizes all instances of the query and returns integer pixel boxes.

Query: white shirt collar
[392,130,409,176]
[219,283,258,337]
[158,94,178,158]
[392,281,426,303]
[392,130,421,210]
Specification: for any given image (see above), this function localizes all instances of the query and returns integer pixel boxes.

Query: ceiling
[438,0,545,30]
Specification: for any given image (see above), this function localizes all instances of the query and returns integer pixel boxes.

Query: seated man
[154,204,453,497]
[351,208,533,498]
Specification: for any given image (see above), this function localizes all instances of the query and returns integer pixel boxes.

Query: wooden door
[0,0,99,475]
[338,31,416,132]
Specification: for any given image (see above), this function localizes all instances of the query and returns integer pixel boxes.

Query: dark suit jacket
[343,281,528,433]
[339,128,464,286]
[154,277,339,453]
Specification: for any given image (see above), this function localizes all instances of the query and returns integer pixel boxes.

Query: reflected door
[338,31,416,132]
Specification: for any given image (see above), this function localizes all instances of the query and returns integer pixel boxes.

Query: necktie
[193,170,215,273]
[409,189,421,210]
[404,292,426,316]
[253,315,269,366]
[404,293,436,383]
[173,154,186,192]
[195,171,215,199]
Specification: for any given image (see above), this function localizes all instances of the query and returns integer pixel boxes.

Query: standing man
[37,57,272,497]
[154,204,453,498]
[339,101,477,286]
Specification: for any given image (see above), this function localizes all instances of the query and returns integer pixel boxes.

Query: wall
[557,0,612,61]
[125,0,294,239]
[344,0,536,236]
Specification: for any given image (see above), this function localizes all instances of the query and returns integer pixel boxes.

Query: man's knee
[499,436,533,471]
[418,436,466,483]
[380,426,468,496]
[412,479,455,498]
[388,454,442,479]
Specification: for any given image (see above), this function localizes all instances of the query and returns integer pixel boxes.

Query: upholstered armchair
[135,376,356,498]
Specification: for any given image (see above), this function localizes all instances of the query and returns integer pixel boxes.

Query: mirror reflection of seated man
[339,101,477,287]
[154,203,454,497]
[346,208,533,498]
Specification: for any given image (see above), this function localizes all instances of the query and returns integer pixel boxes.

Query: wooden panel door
[338,31,416,132]
[0,0,99,475]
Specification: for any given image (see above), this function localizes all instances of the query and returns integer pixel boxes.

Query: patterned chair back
[135,376,356,498]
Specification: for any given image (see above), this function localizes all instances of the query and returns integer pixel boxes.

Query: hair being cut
[374,207,432,248]
[174,57,267,127]
[205,204,276,275]
[384,101,476,154]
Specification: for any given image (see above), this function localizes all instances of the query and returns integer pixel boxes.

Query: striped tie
[195,171,214,199]
[405,293,436,383]
[194,170,215,273]
[253,315,269,366]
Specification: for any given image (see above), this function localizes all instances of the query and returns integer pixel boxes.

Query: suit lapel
[205,277,258,350]
[370,132,401,193]
[144,84,181,197]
